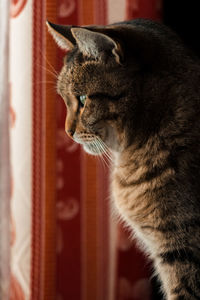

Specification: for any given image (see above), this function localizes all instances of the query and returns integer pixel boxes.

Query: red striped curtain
[9,1,162,300]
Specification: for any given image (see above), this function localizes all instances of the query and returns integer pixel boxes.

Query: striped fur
[48,19,200,299]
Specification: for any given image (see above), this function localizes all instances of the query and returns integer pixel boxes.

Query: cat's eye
[78,95,87,107]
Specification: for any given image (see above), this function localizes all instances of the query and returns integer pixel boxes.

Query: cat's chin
[83,143,103,156]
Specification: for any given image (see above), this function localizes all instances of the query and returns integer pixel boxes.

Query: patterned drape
[10,1,33,299]
[9,1,162,300]
[0,1,10,299]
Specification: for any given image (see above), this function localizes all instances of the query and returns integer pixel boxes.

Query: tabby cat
[47,19,200,300]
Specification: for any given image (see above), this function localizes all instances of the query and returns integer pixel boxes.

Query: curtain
[9,1,162,300]
[0,1,11,299]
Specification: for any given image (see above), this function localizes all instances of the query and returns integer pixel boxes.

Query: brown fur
[47,19,200,299]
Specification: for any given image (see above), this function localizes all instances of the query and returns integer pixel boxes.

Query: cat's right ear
[46,21,76,52]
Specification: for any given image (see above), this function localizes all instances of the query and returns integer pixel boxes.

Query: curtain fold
[10,0,33,298]
[0,1,11,299]
[8,1,162,299]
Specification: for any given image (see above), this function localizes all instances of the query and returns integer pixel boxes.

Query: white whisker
[34,80,57,85]
[93,139,110,168]
[39,49,59,77]
[96,137,114,164]
[35,63,58,80]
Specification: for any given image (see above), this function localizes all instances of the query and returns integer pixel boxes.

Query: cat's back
[113,18,200,70]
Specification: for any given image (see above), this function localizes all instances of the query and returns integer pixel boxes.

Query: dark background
[151,1,200,299]
[163,0,200,57]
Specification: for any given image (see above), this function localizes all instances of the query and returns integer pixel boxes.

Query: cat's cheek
[103,123,119,151]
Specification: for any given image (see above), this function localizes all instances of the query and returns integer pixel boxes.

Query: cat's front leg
[155,255,200,300]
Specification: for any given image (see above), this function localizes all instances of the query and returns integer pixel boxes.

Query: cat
[47,19,200,300]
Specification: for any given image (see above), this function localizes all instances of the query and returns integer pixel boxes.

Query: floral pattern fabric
[9,1,162,299]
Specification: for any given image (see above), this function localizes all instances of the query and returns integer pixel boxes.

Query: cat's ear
[46,21,76,51]
[71,27,122,64]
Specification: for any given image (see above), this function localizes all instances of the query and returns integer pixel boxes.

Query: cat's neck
[112,144,142,169]
[112,134,162,170]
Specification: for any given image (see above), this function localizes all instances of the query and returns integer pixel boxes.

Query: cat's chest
[111,163,159,228]
[111,167,161,254]
[111,168,149,221]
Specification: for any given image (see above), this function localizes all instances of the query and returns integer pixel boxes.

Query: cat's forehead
[58,59,113,95]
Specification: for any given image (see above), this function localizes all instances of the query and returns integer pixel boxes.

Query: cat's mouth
[73,133,107,156]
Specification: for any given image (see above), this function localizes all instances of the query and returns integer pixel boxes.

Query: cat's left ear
[71,27,122,64]
[46,20,76,51]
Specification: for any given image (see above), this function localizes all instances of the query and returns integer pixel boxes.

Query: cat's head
[46,20,173,155]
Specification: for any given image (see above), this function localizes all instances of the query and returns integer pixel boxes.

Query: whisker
[95,140,111,168]
[95,139,107,155]
[97,137,112,156]
[95,138,131,184]
[101,155,110,169]
[34,81,57,85]
[97,151,108,170]
[99,152,110,169]
[95,151,105,169]
[31,81,58,94]
[92,140,110,168]
[39,49,59,77]
[96,137,114,164]
[35,63,58,80]
[97,137,110,152]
